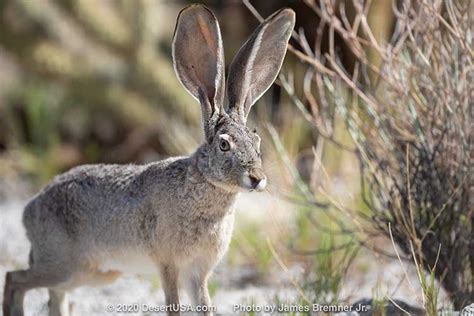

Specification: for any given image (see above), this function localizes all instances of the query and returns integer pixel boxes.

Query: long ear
[172,5,225,142]
[227,8,295,123]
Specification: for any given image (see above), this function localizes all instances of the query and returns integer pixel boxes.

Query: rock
[351,298,424,315]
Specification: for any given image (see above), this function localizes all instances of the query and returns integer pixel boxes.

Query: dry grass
[253,0,472,311]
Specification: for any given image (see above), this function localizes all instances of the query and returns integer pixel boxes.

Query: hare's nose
[249,173,267,191]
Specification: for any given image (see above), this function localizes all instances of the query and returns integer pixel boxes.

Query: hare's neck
[186,146,238,214]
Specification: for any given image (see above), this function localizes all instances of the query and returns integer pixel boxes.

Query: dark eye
[219,139,230,152]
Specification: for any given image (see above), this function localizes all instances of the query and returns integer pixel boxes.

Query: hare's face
[173,5,294,192]
[206,117,266,192]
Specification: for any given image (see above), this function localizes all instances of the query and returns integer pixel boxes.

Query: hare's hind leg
[3,270,28,316]
[3,267,72,316]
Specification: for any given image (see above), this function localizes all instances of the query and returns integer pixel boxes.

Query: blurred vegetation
[270,0,472,311]
[0,0,205,185]
[0,0,343,186]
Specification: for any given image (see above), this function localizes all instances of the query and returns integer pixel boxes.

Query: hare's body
[4,4,294,316]
[23,152,236,279]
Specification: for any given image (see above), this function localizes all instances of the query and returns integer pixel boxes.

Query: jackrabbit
[3,4,295,316]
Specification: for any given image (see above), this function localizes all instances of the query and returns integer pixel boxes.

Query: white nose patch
[255,177,267,191]
[242,174,267,191]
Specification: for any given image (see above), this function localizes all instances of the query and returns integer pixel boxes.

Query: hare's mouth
[242,173,267,192]
[206,171,267,193]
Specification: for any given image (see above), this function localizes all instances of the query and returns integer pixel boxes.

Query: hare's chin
[208,179,245,193]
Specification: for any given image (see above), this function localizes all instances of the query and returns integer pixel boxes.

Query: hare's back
[22,163,147,237]
[40,163,146,203]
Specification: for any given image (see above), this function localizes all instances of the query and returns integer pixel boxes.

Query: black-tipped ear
[226,8,295,124]
[172,4,225,142]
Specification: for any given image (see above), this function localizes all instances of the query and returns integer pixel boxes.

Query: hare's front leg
[183,261,213,316]
[159,265,180,316]
[48,289,69,316]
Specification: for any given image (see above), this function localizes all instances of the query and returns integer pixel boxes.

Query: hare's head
[173,5,295,192]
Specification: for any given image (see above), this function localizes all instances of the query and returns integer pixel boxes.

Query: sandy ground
[0,195,448,315]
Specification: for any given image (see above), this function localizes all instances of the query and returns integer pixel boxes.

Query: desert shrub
[261,0,472,310]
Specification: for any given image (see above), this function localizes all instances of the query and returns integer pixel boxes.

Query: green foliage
[229,220,274,277]
[299,233,358,305]
[6,84,62,150]
[3,84,65,183]
[207,279,219,298]
[416,261,441,315]
[149,275,161,292]
[371,288,387,316]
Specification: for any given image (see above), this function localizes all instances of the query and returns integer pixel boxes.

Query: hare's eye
[219,139,230,152]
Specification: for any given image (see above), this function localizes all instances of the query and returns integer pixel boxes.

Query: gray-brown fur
[3,4,295,316]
